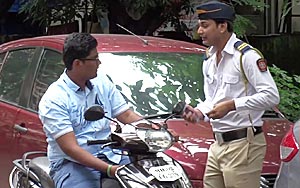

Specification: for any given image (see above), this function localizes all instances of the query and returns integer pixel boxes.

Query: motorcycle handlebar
[87,140,110,145]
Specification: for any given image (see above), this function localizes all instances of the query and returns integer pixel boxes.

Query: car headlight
[136,128,173,152]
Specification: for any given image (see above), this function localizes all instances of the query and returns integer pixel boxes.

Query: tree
[278,0,300,33]
[103,0,272,37]
[100,0,268,37]
[0,0,15,19]
[18,0,276,37]
[90,0,192,35]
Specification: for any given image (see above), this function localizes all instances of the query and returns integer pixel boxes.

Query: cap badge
[196,8,222,15]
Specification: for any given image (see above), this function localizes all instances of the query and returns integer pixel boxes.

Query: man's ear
[73,59,83,68]
[219,22,227,33]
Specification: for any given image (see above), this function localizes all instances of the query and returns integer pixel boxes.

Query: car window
[29,50,64,111]
[99,52,205,115]
[0,49,35,104]
[0,53,5,68]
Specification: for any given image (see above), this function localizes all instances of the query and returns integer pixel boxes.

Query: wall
[248,34,300,75]
[292,1,300,32]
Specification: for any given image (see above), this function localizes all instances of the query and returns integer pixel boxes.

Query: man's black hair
[215,19,234,33]
[63,33,98,70]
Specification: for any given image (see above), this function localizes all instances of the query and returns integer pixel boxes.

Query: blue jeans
[49,154,130,188]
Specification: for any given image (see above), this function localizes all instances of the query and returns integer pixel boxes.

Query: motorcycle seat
[29,156,55,188]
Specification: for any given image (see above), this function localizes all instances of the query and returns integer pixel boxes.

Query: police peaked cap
[196,1,235,22]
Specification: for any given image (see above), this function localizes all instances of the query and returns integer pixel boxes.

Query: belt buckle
[214,132,224,145]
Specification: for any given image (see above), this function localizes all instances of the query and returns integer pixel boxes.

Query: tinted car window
[0,52,5,67]
[30,50,64,111]
[99,52,205,115]
[0,49,35,104]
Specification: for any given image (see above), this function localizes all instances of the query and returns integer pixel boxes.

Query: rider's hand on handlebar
[151,123,161,129]
[137,122,160,129]
[108,165,120,177]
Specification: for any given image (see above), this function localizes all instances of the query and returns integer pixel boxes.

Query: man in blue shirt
[38,32,142,188]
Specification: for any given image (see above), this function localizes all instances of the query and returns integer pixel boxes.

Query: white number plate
[149,165,182,182]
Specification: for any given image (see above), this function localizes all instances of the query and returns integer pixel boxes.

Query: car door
[12,48,64,155]
[0,47,39,187]
[0,46,64,188]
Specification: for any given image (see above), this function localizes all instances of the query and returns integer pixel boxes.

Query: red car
[0,34,292,188]
[274,120,300,188]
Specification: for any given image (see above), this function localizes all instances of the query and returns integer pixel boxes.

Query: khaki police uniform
[195,1,280,188]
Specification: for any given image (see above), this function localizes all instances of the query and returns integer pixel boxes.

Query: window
[0,53,5,71]
[29,50,64,111]
[99,52,204,115]
[0,49,35,104]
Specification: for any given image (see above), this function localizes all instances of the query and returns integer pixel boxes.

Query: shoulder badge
[234,40,267,72]
[256,58,268,72]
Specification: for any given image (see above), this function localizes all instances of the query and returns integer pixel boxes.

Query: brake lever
[101,141,120,149]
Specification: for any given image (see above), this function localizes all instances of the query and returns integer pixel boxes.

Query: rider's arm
[56,132,112,173]
[116,109,141,124]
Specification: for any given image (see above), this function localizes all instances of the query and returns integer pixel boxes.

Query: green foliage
[280,0,300,18]
[278,0,300,32]
[18,0,271,37]
[19,0,49,27]
[228,0,268,37]
[19,0,83,27]
[269,65,300,122]
[231,0,267,11]
[233,15,256,37]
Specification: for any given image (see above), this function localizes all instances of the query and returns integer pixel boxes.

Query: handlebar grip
[87,140,110,145]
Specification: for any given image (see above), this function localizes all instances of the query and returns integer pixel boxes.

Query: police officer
[182,1,280,188]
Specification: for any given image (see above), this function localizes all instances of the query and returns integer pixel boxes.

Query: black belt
[214,127,263,143]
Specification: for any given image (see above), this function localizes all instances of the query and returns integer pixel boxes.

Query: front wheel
[9,166,41,188]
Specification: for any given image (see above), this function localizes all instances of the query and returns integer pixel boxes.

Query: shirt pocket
[223,74,240,97]
[206,74,215,97]
[69,107,85,130]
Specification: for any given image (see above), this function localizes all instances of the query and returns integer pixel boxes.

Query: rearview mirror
[172,101,186,115]
[84,105,105,121]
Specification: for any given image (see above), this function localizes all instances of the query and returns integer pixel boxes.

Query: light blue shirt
[38,70,129,164]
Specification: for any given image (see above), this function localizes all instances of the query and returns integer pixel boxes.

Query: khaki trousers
[204,128,266,188]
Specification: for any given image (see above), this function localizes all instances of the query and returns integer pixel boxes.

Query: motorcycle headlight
[136,129,173,152]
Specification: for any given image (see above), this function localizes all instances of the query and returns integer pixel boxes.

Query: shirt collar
[208,33,237,56]
[61,69,94,92]
[224,33,237,55]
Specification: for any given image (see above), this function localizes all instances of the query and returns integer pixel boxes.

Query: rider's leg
[50,159,101,188]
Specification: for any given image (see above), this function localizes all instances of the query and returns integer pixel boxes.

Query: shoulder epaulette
[234,41,252,54]
[234,40,264,58]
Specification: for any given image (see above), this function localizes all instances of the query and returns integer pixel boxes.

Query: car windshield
[98,52,205,116]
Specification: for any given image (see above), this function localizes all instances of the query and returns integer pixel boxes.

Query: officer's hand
[182,105,204,123]
[206,100,235,119]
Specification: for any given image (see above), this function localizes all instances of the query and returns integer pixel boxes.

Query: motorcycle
[9,102,192,188]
